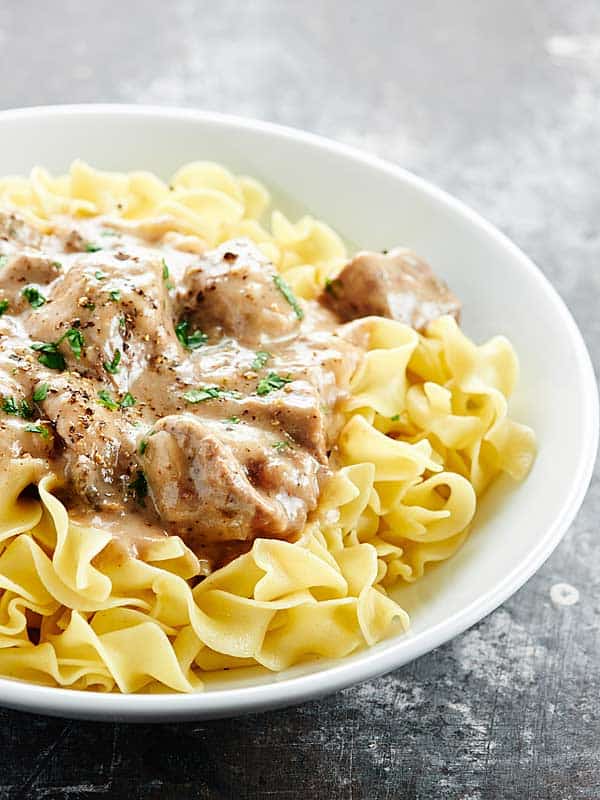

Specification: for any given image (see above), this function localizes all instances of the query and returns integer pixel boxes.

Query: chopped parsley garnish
[324,278,342,298]
[2,396,33,419]
[251,350,271,371]
[138,439,148,455]
[103,349,121,374]
[183,386,240,404]
[30,341,66,371]
[128,470,148,506]
[162,259,175,290]
[97,390,136,410]
[61,328,84,359]
[33,383,49,402]
[390,414,400,422]
[108,289,121,302]
[51,261,62,270]
[256,372,293,396]
[273,274,304,320]
[85,242,101,252]
[24,423,50,440]
[2,396,18,416]
[22,286,46,308]
[94,270,107,281]
[32,328,84,368]
[0,300,9,316]
[19,399,33,419]
[224,416,241,425]
[272,441,291,452]
[0,256,8,269]
[97,390,119,411]
[175,320,208,350]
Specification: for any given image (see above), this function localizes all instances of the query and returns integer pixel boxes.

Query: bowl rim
[0,102,597,721]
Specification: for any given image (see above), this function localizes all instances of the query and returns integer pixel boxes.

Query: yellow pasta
[0,161,536,692]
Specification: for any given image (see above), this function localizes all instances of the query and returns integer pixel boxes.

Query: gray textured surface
[0,1,599,798]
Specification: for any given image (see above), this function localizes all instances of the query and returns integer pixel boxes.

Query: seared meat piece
[39,375,139,510]
[143,414,320,545]
[177,239,301,345]
[321,248,461,332]
[27,250,179,388]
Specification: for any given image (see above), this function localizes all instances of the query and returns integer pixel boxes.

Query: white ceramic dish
[0,105,596,722]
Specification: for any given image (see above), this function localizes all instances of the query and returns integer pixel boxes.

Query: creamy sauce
[0,211,461,572]
[0,211,363,570]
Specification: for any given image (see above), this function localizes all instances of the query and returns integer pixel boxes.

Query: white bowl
[0,105,596,722]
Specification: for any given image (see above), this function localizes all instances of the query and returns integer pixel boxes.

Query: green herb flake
[2,396,18,415]
[60,328,84,359]
[2,396,33,419]
[120,392,136,408]
[175,320,208,350]
[138,439,148,455]
[272,441,291,452]
[390,414,400,422]
[128,470,148,506]
[160,258,175,290]
[103,349,121,374]
[0,299,9,316]
[24,423,50,440]
[273,274,304,320]
[0,255,8,269]
[22,286,46,309]
[97,390,119,411]
[251,350,271,371]
[224,416,241,425]
[256,372,293,396]
[52,261,62,270]
[30,341,66,371]
[324,278,342,298]
[183,386,240,404]
[19,399,33,419]
[108,289,121,302]
[33,383,49,402]
[85,242,101,253]
[94,270,107,281]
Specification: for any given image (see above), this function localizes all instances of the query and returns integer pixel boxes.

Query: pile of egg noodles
[0,162,536,692]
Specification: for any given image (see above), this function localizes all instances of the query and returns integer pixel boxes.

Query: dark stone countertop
[0,1,598,797]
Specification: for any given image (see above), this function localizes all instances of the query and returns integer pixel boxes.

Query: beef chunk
[39,375,138,510]
[321,248,461,332]
[177,239,301,345]
[143,415,320,545]
[26,250,179,386]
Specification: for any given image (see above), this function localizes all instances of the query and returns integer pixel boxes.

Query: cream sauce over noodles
[0,211,364,569]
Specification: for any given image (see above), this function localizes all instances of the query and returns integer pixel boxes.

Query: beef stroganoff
[0,161,536,692]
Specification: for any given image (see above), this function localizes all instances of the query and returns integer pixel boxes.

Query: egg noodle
[0,162,536,692]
